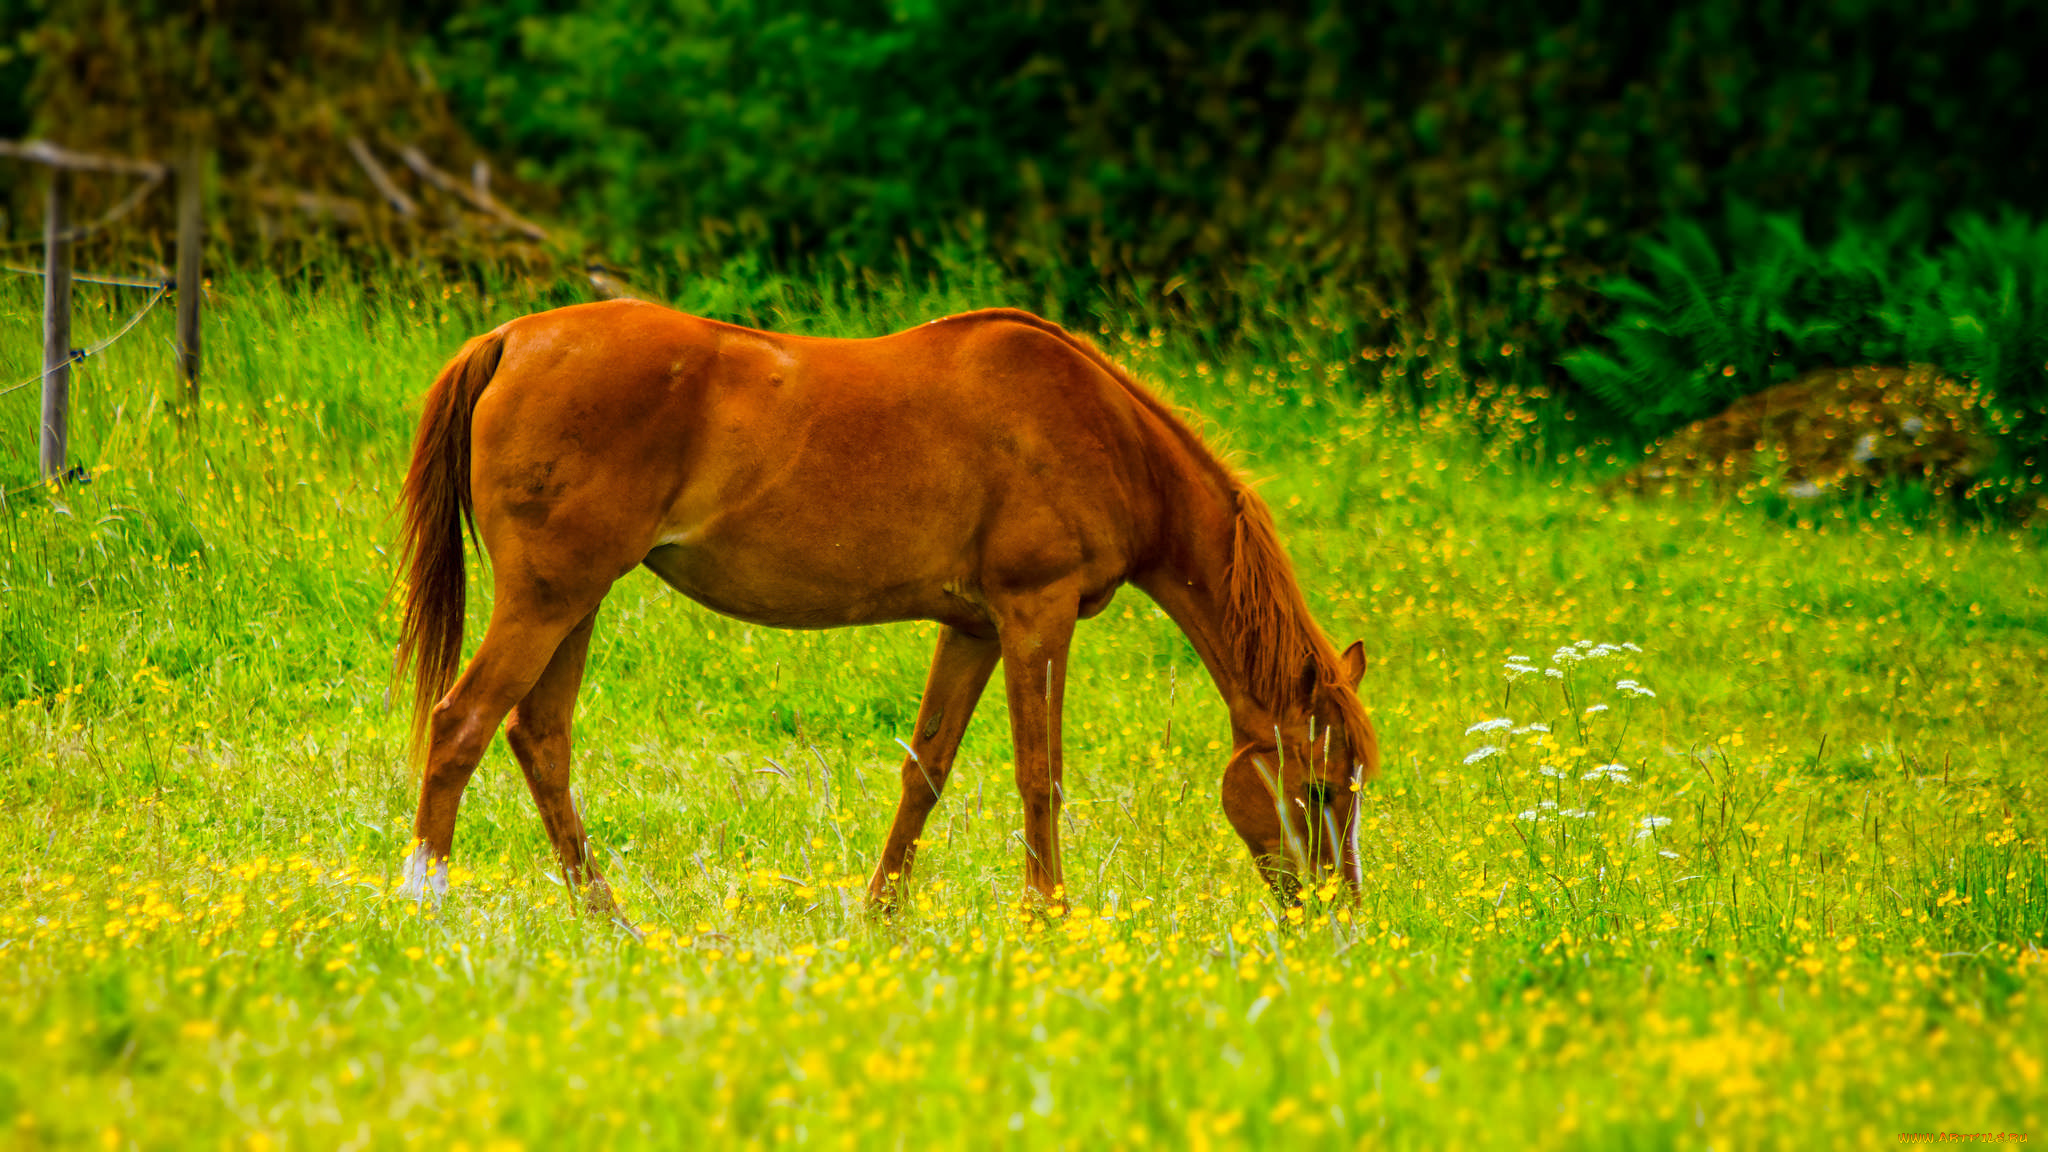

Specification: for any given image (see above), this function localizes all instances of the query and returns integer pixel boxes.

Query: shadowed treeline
[4,1,2046,499]
[11,3,2046,311]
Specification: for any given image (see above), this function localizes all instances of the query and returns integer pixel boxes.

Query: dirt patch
[1618,364,1998,502]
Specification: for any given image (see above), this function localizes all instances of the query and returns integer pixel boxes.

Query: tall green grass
[0,264,2042,1148]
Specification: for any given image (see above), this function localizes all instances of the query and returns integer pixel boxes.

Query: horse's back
[469,301,1171,629]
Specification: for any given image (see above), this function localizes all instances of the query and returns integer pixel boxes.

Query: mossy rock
[1620,364,1998,503]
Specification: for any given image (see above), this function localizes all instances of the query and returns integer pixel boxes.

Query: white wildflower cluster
[1549,639,1640,666]
[1476,642,1666,839]
[1457,716,1548,769]
[1633,815,1673,842]
[1517,799,1596,823]
[1505,641,1653,695]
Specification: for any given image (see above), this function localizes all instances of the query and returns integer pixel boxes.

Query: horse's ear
[1339,641,1368,688]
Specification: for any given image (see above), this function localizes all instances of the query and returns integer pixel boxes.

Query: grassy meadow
[0,267,2043,1149]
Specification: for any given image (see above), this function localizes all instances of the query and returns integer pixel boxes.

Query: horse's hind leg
[400,583,611,902]
[503,607,620,918]
[867,626,1002,910]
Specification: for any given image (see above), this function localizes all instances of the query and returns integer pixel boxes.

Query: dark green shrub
[1565,206,2048,504]
[1560,205,1925,432]
[1910,213,2048,464]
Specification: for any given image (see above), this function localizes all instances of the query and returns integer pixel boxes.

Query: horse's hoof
[1012,895,1068,922]
[864,875,906,916]
[397,845,449,905]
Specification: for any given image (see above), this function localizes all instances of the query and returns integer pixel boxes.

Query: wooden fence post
[176,139,204,407]
[40,167,72,483]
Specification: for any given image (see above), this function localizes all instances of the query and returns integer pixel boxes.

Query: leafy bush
[1561,206,1912,430]
[1564,206,2048,500]
[1915,213,2048,460]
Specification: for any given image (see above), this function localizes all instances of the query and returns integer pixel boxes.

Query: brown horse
[393,300,1378,915]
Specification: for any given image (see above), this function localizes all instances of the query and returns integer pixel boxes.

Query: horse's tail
[395,327,508,759]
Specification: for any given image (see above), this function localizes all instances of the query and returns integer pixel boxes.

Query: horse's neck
[1133,467,1284,745]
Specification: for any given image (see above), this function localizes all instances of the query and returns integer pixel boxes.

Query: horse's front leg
[868,625,1002,911]
[994,586,1080,910]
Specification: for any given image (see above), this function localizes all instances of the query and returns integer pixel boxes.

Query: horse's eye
[1305,780,1332,806]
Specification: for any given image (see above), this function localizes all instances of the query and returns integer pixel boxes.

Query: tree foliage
[5,0,2045,423]
[419,2,2045,302]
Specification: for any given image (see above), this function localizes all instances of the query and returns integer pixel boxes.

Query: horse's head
[1220,640,1379,902]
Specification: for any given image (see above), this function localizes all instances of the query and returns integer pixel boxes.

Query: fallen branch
[586,264,648,301]
[346,137,418,218]
[253,187,367,226]
[0,138,166,178]
[396,144,549,242]
[0,139,167,245]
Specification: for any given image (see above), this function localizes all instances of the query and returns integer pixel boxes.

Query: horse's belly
[640,542,980,631]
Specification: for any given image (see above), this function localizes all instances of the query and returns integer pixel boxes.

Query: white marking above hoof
[397,845,450,904]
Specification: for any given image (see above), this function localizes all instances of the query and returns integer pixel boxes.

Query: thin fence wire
[0,463,88,503]
[2,264,171,288]
[2,145,180,502]
[0,279,173,401]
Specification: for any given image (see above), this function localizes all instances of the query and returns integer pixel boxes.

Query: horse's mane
[1223,486,1373,751]
[950,309,1370,749]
